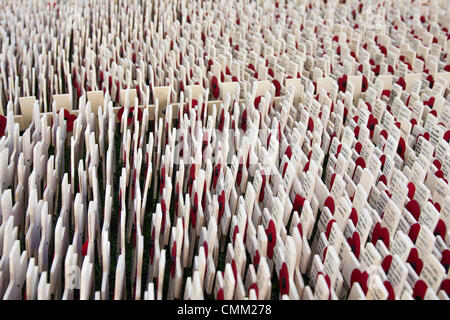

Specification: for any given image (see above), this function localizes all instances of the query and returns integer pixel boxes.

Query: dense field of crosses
[0,0,449,300]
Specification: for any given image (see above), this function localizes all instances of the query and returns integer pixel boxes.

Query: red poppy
[329,173,337,190]
[408,223,421,243]
[434,170,445,180]
[355,156,366,172]
[57,109,77,133]
[81,237,89,256]
[324,196,335,215]
[405,200,420,221]
[371,222,390,249]
[407,248,423,275]
[407,182,416,199]
[412,280,428,300]
[335,144,342,158]
[284,146,292,160]
[381,254,393,274]
[444,130,450,143]
[379,45,387,56]
[273,79,281,97]
[426,74,434,88]
[248,283,259,298]
[441,250,450,273]
[254,95,263,110]
[347,231,361,259]
[444,65,450,72]
[325,220,337,239]
[378,174,387,185]
[282,162,289,178]
[265,220,277,259]
[433,159,442,170]
[216,288,224,300]
[188,164,196,195]
[424,96,435,108]
[211,76,220,99]
[381,89,391,98]
[440,279,450,296]
[248,63,256,72]
[297,223,303,238]
[241,109,248,133]
[384,281,395,300]
[387,65,394,74]
[338,75,348,92]
[307,117,314,132]
[434,219,447,238]
[372,65,380,76]
[170,241,177,278]
[161,199,167,231]
[396,77,406,90]
[354,126,360,140]
[117,106,143,126]
[350,269,369,294]
[232,225,239,244]
[217,190,225,225]
[279,263,290,296]
[293,194,305,214]
[253,250,261,270]
[218,109,225,131]
[395,137,406,160]
[259,173,266,203]
[190,192,198,228]
[367,114,378,139]
[316,272,332,298]
[236,161,243,187]
[361,75,368,92]
[349,208,358,226]
[379,129,388,141]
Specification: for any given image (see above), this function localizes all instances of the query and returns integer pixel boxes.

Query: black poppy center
[281,277,286,289]
[268,232,273,243]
